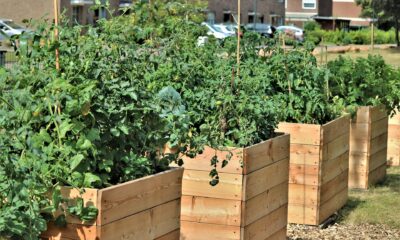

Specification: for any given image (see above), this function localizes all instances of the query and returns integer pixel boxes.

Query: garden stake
[54,0,60,71]
[236,0,241,77]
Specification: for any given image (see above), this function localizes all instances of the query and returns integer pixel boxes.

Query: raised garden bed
[388,112,400,166]
[41,168,183,240]
[277,115,350,225]
[349,106,388,189]
[179,134,290,240]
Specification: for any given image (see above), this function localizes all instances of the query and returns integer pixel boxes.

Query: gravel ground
[288,223,400,240]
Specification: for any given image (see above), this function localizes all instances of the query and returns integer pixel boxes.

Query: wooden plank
[349,169,368,189]
[288,163,319,186]
[320,171,348,205]
[41,222,97,240]
[369,148,387,172]
[318,187,348,225]
[289,144,321,166]
[370,117,388,139]
[354,106,371,123]
[98,167,183,225]
[288,204,318,225]
[243,181,288,226]
[241,205,288,240]
[100,199,180,240]
[321,151,349,184]
[243,134,289,174]
[288,184,318,206]
[325,133,349,161]
[349,152,368,173]
[180,221,241,240]
[155,229,180,240]
[180,146,244,174]
[181,196,241,226]
[277,122,321,145]
[266,227,287,240]
[243,158,289,200]
[388,124,400,138]
[350,122,370,142]
[370,133,388,156]
[368,164,387,187]
[389,112,400,125]
[322,115,350,144]
[182,170,243,200]
[370,105,388,123]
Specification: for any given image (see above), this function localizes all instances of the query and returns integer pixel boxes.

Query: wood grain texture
[277,122,321,145]
[180,221,241,240]
[387,113,400,166]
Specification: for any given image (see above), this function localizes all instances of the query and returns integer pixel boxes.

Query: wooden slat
[242,181,288,226]
[180,146,244,174]
[100,199,180,240]
[288,184,318,206]
[277,122,321,145]
[288,163,319,186]
[318,187,348,225]
[348,169,368,189]
[349,137,369,154]
[370,105,388,123]
[181,196,241,226]
[370,133,388,156]
[354,106,371,123]
[289,144,321,166]
[180,221,241,240]
[370,117,388,139]
[243,158,289,200]
[41,222,97,240]
[368,164,387,187]
[266,227,287,240]
[321,151,349,184]
[389,112,400,125]
[320,171,348,205]
[182,170,243,200]
[243,134,289,174]
[322,115,350,144]
[387,124,400,166]
[155,229,180,240]
[288,204,318,225]
[369,148,387,172]
[349,152,368,173]
[241,205,288,240]
[325,133,349,161]
[98,167,183,225]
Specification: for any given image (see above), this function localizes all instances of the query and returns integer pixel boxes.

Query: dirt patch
[288,223,400,240]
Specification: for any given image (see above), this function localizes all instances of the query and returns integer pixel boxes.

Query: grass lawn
[339,166,400,229]
[320,48,400,68]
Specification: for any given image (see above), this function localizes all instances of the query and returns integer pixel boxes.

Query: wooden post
[54,0,60,71]
[236,0,241,77]
[371,21,375,51]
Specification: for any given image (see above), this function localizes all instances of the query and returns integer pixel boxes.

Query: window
[72,6,82,24]
[302,0,316,9]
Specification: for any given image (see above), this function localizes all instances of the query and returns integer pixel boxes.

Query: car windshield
[4,21,24,29]
[213,25,224,33]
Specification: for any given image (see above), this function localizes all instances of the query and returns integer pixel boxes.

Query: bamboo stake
[236,0,241,77]
[54,0,60,71]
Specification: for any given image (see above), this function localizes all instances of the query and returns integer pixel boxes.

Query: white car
[201,22,231,40]
[0,19,29,38]
[213,24,236,36]
[276,25,304,41]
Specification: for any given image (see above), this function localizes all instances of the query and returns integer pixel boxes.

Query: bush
[304,21,321,32]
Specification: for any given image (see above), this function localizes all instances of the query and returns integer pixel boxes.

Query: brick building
[285,0,371,29]
[207,0,285,26]
[0,0,131,26]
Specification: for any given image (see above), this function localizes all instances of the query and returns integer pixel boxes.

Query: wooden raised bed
[41,168,183,240]
[349,106,388,189]
[180,134,290,240]
[277,115,350,225]
[387,112,400,166]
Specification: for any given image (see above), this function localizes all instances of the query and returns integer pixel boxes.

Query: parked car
[276,25,304,41]
[201,22,231,40]
[0,19,29,38]
[213,24,236,36]
[245,23,276,38]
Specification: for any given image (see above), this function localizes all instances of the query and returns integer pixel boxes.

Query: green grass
[322,48,400,68]
[339,166,400,228]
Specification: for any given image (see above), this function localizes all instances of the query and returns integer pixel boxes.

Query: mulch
[287,223,400,240]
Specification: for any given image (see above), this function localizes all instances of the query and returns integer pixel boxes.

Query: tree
[356,0,400,47]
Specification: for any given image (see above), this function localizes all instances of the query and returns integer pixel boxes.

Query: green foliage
[306,28,396,45]
[327,54,400,114]
[304,21,321,32]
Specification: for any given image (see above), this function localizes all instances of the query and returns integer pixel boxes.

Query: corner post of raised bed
[387,111,400,166]
[349,106,388,189]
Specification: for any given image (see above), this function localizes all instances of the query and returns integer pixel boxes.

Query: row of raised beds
[1,1,400,240]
